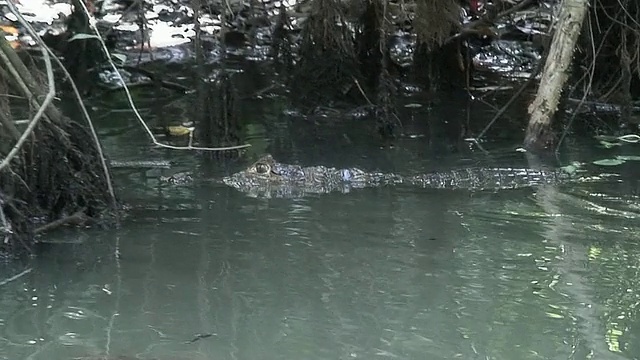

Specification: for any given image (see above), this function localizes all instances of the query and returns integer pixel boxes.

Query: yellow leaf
[0,25,18,36]
[167,125,192,136]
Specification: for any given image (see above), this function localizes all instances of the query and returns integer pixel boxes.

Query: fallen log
[525,0,590,150]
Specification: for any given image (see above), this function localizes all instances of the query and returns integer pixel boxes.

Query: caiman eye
[255,163,270,174]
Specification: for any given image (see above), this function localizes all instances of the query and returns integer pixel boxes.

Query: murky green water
[1,86,640,360]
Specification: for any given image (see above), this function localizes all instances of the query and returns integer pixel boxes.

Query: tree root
[34,210,89,235]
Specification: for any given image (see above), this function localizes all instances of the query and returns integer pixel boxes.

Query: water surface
[1,90,639,360]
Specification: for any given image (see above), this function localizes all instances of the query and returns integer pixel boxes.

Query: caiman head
[222,154,363,198]
[222,154,292,197]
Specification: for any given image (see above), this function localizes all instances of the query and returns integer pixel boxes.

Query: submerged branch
[0,268,32,287]
[34,210,88,234]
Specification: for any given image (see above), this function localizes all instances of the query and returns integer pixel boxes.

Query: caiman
[219,154,600,198]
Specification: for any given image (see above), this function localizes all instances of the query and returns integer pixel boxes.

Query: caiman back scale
[222,154,574,198]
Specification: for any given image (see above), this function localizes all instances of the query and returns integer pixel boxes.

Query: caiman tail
[404,167,572,191]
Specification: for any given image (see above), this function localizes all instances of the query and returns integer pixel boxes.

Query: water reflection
[1,181,638,359]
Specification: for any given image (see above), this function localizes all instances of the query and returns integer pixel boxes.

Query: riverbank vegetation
[0,14,116,254]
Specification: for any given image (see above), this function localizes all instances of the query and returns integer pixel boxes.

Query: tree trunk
[525,0,590,150]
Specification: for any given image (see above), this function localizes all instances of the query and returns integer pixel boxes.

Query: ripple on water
[1,175,639,359]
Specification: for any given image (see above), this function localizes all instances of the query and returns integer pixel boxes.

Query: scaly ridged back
[406,167,570,190]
